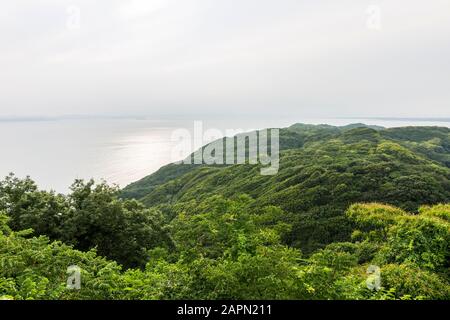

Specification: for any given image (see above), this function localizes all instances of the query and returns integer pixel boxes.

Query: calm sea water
[1,117,449,193]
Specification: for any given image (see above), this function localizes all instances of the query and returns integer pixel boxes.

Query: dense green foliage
[1,123,449,300]
[1,197,449,300]
[0,176,173,269]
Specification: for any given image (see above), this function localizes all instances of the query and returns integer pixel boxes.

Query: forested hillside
[123,124,450,253]
[1,123,449,300]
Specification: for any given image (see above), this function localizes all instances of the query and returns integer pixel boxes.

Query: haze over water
[1,117,449,193]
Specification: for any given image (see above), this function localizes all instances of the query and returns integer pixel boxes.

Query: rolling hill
[122,123,450,253]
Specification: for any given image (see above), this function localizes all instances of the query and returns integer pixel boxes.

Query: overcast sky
[0,0,449,119]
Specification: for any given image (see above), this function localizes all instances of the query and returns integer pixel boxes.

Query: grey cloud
[0,0,449,118]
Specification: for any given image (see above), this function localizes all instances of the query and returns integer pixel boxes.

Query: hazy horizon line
[1,114,449,123]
